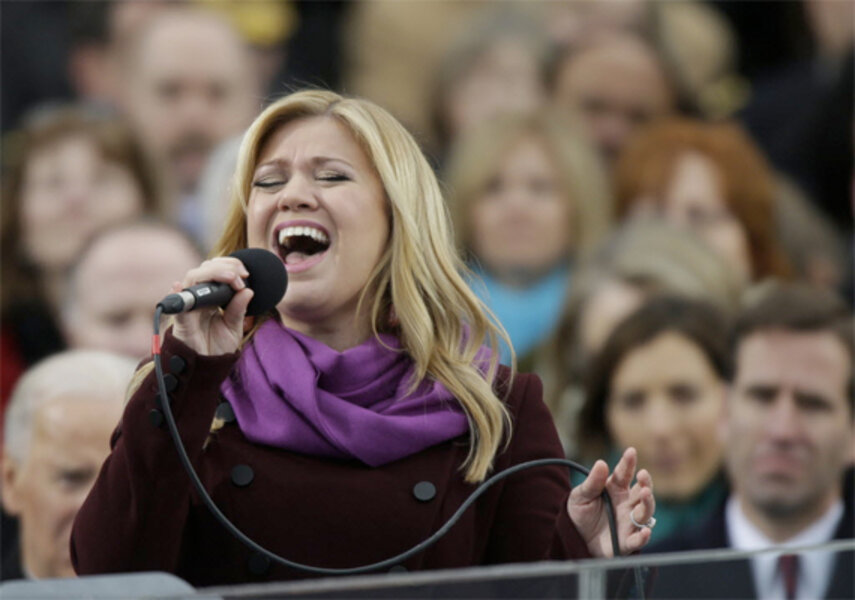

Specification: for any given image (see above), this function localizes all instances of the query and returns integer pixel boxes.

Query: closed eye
[317,172,350,182]
[253,180,285,189]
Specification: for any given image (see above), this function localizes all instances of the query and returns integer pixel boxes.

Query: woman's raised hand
[170,257,255,356]
[567,447,656,557]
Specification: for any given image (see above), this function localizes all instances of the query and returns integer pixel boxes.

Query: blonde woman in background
[71,90,655,586]
[445,111,611,369]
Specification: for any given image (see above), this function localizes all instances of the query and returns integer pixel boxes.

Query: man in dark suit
[648,283,854,599]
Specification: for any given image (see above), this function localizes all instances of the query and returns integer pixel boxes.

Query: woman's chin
[277,292,328,325]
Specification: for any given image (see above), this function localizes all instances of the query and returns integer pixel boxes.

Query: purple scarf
[220,320,471,465]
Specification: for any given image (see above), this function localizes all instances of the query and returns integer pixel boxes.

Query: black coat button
[216,401,236,424]
[169,355,187,374]
[413,481,436,502]
[231,465,254,487]
[248,552,270,576]
[149,409,164,428]
[389,565,408,573]
[163,373,179,392]
[156,392,172,409]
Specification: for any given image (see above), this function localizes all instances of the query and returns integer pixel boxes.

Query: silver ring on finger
[629,511,656,529]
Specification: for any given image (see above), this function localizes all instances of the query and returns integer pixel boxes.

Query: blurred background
[1,0,853,584]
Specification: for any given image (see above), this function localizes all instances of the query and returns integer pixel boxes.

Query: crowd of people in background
[1,0,852,596]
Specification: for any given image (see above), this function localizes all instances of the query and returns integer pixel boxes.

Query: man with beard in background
[115,6,261,238]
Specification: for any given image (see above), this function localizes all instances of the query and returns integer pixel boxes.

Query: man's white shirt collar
[726,495,843,600]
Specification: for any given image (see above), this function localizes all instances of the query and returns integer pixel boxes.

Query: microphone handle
[157,282,236,314]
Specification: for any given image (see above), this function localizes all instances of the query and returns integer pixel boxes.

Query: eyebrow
[254,156,355,171]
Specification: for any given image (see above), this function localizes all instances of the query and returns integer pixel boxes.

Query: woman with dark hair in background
[539,221,744,455]
[0,106,164,403]
[578,295,731,544]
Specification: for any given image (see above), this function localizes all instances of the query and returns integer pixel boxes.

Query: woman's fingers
[636,468,653,490]
[625,469,656,553]
[181,257,249,291]
[569,456,657,557]
[608,447,638,492]
[623,524,653,553]
[571,460,609,504]
[171,257,255,356]
[632,468,656,522]
[223,289,254,330]
[629,488,654,521]
[636,489,656,524]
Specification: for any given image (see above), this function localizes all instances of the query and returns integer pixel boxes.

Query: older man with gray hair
[1,351,135,580]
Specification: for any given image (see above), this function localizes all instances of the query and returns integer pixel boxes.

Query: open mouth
[277,225,331,269]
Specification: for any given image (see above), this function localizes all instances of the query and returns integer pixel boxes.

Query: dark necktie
[778,553,799,600]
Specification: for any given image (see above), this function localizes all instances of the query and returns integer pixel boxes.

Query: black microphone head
[229,248,288,316]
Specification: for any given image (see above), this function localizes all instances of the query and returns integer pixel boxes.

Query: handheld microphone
[157,248,287,316]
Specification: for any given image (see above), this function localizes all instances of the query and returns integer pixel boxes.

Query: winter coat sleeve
[71,329,239,575]
[484,371,591,563]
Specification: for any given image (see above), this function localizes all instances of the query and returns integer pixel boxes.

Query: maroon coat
[71,331,589,587]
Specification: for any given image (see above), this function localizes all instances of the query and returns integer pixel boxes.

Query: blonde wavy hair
[445,110,612,263]
[134,90,512,483]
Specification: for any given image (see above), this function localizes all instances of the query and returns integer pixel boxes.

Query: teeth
[277,225,329,247]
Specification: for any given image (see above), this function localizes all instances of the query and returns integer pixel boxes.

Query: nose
[593,113,634,162]
[276,173,320,212]
[765,394,803,441]
[645,395,680,441]
[490,186,530,221]
[178,89,214,130]
[62,179,93,214]
[508,187,532,209]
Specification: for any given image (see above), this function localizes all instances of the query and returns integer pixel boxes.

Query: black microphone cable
[152,307,646,597]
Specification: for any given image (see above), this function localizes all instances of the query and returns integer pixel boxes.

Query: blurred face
[445,39,545,141]
[579,279,644,357]
[247,116,389,346]
[544,0,647,46]
[470,136,572,281]
[608,332,726,500]
[553,36,673,164]
[657,152,752,281]
[726,330,853,521]
[64,229,201,359]
[122,13,257,192]
[1,397,122,579]
[19,134,145,272]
